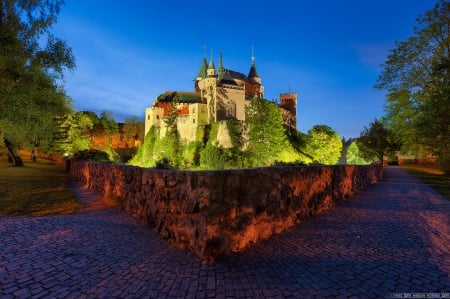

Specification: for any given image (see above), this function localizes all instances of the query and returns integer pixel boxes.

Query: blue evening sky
[53,0,435,138]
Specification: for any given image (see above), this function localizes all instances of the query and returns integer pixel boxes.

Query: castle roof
[156,91,202,104]
[218,69,249,85]
[195,51,262,86]
[248,54,260,79]
[208,57,215,70]
[248,64,260,79]
[196,58,208,79]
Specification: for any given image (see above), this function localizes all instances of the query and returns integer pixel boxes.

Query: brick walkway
[1,166,449,298]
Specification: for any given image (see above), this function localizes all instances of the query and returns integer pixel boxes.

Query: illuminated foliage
[0,0,75,165]
[346,140,376,165]
[304,125,342,165]
[162,100,182,168]
[245,98,286,166]
[52,111,93,155]
[123,116,144,147]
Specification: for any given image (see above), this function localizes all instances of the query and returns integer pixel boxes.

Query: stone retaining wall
[69,162,382,259]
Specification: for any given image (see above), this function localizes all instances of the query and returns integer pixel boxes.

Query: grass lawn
[401,164,450,200]
[0,150,82,216]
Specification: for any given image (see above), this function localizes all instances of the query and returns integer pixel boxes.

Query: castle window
[156,115,160,120]
[193,119,196,124]
[147,114,150,120]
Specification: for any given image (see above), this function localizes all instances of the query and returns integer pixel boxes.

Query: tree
[123,116,144,147]
[304,125,342,165]
[375,0,450,170]
[78,111,100,147]
[416,58,450,171]
[99,111,118,145]
[0,0,75,165]
[52,111,93,156]
[162,100,181,168]
[97,111,118,161]
[346,140,376,165]
[357,119,391,163]
[245,98,286,166]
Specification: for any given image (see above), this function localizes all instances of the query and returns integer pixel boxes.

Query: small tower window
[156,115,160,120]
[193,119,196,124]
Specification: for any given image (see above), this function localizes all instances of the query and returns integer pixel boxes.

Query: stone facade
[69,161,382,260]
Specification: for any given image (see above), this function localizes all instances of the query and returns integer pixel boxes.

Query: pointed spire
[208,49,215,70]
[248,46,260,79]
[206,49,216,77]
[208,57,215,70]
[219,50,223,71]
[218,50,224,79]
[196,55,208,79]
[251,45,255,66]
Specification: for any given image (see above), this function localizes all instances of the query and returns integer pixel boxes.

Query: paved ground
[1,166,449,298]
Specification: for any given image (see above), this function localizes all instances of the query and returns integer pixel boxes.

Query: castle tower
[280,92,297,114]
[279,92,297,130]
[207,56,216,77]
[246,47,264,98]
[198,54,218,123]
[248,48,261,85]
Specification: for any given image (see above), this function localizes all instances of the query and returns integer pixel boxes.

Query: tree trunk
[32,140,38,162]
[3,138,24,166]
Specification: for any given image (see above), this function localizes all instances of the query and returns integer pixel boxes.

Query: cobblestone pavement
[1,166,449,298]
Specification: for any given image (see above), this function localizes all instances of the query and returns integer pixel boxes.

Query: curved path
[1,167,449,298]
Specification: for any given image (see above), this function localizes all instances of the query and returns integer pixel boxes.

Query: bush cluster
[71,149,110,162]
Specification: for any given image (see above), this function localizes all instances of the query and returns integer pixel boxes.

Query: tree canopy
[304,125,342,165]
[245,98,286,166]
[357,119,392,163]
[0,0,75,165]
[346,140,376,165]
[375,0,450,171]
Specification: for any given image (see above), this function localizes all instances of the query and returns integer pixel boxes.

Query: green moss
[209,122,219,143]
[226,119,243,149]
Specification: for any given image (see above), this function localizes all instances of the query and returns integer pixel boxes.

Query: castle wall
[145,106,164,136]
[245,82,264,99]
[145,103,208,142]
[216,85,246,121]
[176,103,207,142]
[69,161,382,260]
[216,120,233,148]
[279,107,297,130]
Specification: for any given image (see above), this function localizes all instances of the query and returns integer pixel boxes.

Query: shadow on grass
[0,151,82,216]
[401,164,450,200]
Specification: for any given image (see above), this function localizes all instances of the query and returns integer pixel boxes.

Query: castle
[145,51,297,146]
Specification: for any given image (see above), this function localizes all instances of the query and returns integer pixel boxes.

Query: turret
[196,57,208,81]
[194,55,208,92]
[248,49,261,85]
[207,56,216,77]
